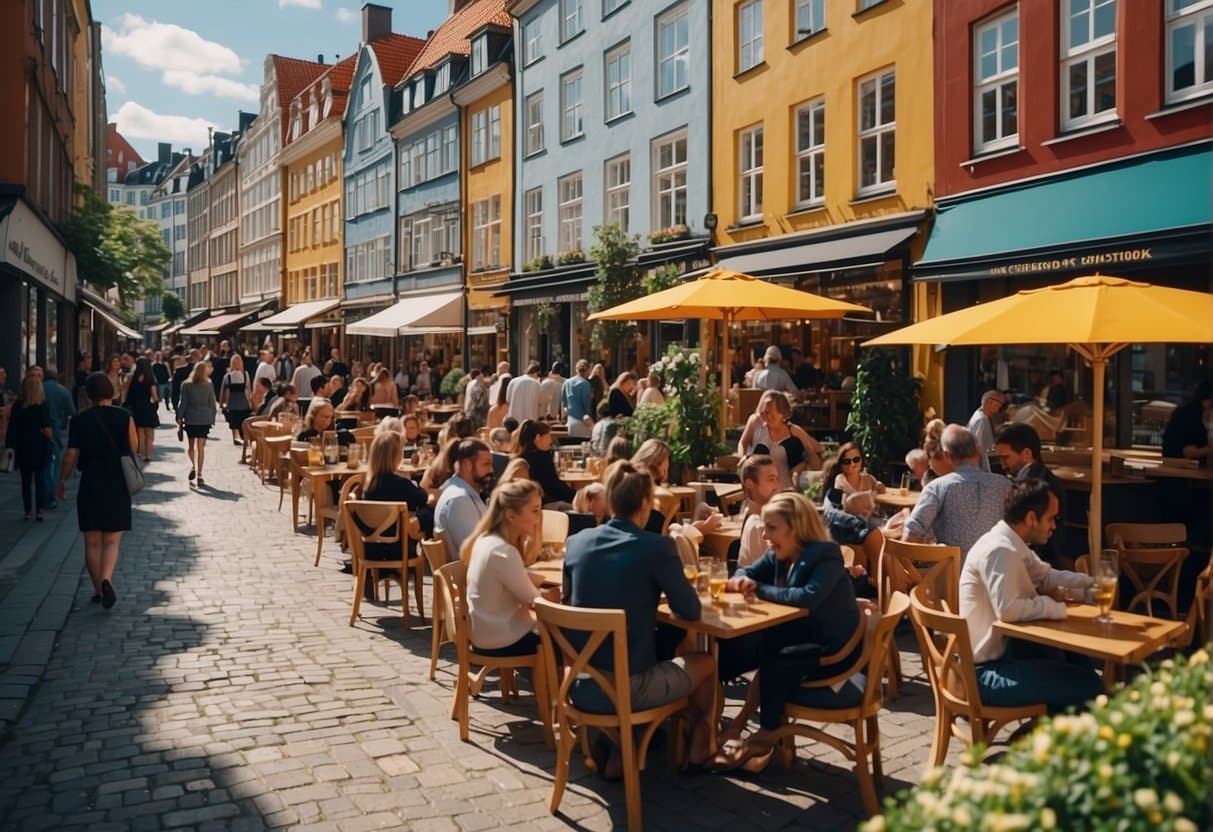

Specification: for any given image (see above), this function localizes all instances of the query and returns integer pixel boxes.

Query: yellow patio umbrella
[587,268,872,429]
[862,274,1213,556]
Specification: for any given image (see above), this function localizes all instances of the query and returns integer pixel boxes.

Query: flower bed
[864,651,1211,832]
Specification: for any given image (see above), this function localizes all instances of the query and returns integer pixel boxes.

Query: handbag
[98,407,144,496]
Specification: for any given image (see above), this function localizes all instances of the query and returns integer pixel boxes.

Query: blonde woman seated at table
[370,368,399,408]
[516,419,576,509]
[296,399,335,441]
[359,431,431,560]
[462,480,562,657]
[637,372,666,407]
[572,482,607,525]
[486,375,510,430]
[715,492,864,772]
[338,377,371,413]
[737,390,822,488]
[631,439,722,537]
[487,426,512,452]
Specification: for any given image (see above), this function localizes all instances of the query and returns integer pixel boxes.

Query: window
[472,196,502,270]
[525,92,545,155]
[175,199,185,214]
[173,251,185,275]
[794,98,825,206]
[657,4,690,97]
[652,131,688,229]
[434,63,451,95]
[974,10,1019,152]
[605,0,628,12]
[525,188,544,261]
[175,224,187,241]
[470,37,488,77]
[795,0,825,38]
[1061,0,1117,129]
[605,44,632,120]
[857,68,895,193]
[470,106,501,166]
[160,203,171,219]
[858,0,883,9]
[561,0,584,42]
[738,125,764,220]
[561,69,584,141]
[525,20,543,63]
[558,173,583,253]
[738,1,764,72]
[604,155,630,231]
[1167,0,1213,102]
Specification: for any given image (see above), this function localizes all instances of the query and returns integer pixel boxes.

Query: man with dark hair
[433,438,493,562]
[959,478,1099,712]
[996,422,1066,565]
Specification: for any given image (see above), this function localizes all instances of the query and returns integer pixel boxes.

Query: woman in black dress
[606,372,637,418]
[514,419,575,508]
[5,374,52,520]
[125,357,160,463]
[219,354,252,445]
[57,372,136,609]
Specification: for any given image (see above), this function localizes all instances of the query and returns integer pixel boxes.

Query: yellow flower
[1094,694,1108,709]
[1098,725,1115,741]
[1129,690,1141,701]
[987,814,1031,832]
[1175,709,1195,727]
[1117,733,1132,749]
[1190,648,1207,665]
[1148,811,1163,824]
[1133,789,1159,810]
[1175,818,1197,832]
[953,807,972,827]
[1040,808,1057,830]
[1098,763,1114,781]
[863,816,887,832]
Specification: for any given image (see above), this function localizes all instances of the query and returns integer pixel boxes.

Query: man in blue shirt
[563,461,716,774]
[561,359,594,439]
[434,439,493,562]
[40,367,75,510]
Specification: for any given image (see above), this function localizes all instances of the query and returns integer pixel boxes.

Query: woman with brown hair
[515,419,575,507]
[6,374,52,520]
[737,389,822,487]
[819,441,885,571]
[360,430,431,560]
[486,374,510,430]
[370,367,399,408]
[104,354,124,405]
[588,363,607,413]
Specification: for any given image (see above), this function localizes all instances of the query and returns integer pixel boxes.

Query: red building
[923,0,1212,450]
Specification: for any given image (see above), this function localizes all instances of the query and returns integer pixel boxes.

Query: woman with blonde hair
[737,389,822,487]
[219,353,251,445]
[631,438,722,536]
[338,377,371,412]
[177,360,216,485]
[588,363,607,413]
[572,482,607,525]
[498,457,531,484]
[297,398,335,441]
[359,430,430,561]
[370,367,399,408]
[715,491,862,771]
[637,371,666,406]
[461,479,561,657]
[606,371,637,418]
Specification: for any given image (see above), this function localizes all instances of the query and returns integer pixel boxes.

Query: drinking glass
[322,431,339,465]
[709,561,728,604]
[697,558,712,595]
[346,443,361,469]
[899,472,912,494]
[307,438,323,467]
[682,561,699,587]
[1093,549,1118,624]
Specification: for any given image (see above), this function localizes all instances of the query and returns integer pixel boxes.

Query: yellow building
[711,0,937,412]
[453,20,513,371]
[278,56,356,353]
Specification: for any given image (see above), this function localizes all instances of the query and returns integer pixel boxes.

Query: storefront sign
[988,247,1153,277]
[0,200,75,302]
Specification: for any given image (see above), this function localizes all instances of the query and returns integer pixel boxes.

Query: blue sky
[95,0,451,159]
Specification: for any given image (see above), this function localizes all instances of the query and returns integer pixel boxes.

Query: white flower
[1175,709,1195,727]
[1175,818,1197,832]
[1040,808,1057,829]
[1133,788,1158,810]
[1163,792,1183,813]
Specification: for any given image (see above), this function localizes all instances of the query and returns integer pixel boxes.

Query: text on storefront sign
[989,248,1153,277]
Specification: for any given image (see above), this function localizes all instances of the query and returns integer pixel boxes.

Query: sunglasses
[841,455,863,465]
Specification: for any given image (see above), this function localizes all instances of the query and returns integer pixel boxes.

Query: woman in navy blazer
[716,491,862,771]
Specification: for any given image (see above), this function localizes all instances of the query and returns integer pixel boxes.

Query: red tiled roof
[407,0,510,76]
[106,123,145,173]
[368,33,427,88]
[272,55,329,142]
[284,53,360,145]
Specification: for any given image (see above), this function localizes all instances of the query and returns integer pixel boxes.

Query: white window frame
[605,43,632,121]
[738,0,764,73]
[525,188,544,261]
[652,130,688,230]
[973,9,1020,153]
[472,195,502,270]
[525,20,543,64]
[471,110,488,167]
[795,0,825,39]
[856,68,895,195]
[561,69,584,141]
[557,172,583,253]
[434,63,451,95]
[525,91,545,156]
[1166,0,1213,102]
[604,154,630,232]
[794,97,825,208]
[738,124,764,221]
[470,37,488,78]
[1061,0,1118,130]
[656,3,690,98]
[561,0,584,42]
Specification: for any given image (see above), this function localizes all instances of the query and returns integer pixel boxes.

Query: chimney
[362,3,391,43]
[158,142,171,164]
[317,53,325,64]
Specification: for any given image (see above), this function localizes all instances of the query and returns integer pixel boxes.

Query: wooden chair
[653,490,681,535]
[876,539,960,699]
[350,425,377,443]
[777,592,909,817]
[262,434,292,492]
[343,499,425,627]
[909,567,1045,773]
[422,539,454,681]
[239,415,262,465]
[435,561,554,747]
[1106,523,1189,618]
[718,488,746,517]
[541,509,570,554]
[534,598,689,831]
[315,474,364,567]
[249,420,281,482]
[840,544,856,567]
[1176,554,1212,649]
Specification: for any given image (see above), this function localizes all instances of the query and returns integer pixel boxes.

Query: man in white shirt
[967,390,1004,472]
[434,439,494,562]
[959,478,1100,712]
[487,361,510,406]
[538,362,565,421]
[736,454,780,567]
[753,345,798,395]
[506,361,542,423]
[291,352,322,401]
[254,349,277,390]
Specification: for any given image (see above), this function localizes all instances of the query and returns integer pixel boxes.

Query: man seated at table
[995,422,1066,566]
[562,461,717,775]
[960,478,1100,713]
[904,425,1011,560]
[434,439,494,562]
[737,454,780,568]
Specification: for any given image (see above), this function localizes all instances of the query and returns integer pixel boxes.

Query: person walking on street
[125,357,160,463]
[57,372,136,609]
[177,361,216,486]
[41,368,75,511]
[152,352,171,411]
[219,354,253,445]
[6,373,53,520]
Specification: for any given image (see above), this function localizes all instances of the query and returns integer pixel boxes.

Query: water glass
[899,472,912,494]
[697,558,712,595]
[346,443,361,469]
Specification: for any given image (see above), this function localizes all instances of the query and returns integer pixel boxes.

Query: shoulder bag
[98,407,144,496]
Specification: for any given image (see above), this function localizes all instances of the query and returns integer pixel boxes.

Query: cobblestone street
[0,425,945,831]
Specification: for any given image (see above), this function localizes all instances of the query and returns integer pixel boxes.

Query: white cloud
[280,0,323,8]
[112,101,217,148]
[107,75,126,94]
[162,70,258,101]
[101,14,242,77]
[335,7,356,23]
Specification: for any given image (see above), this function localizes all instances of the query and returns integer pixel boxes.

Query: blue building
[340,5,424,364]
[501,0,714,368]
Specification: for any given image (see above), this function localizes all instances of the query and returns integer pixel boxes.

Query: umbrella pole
[720,311,731,438]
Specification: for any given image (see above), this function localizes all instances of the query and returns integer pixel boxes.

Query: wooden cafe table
[994,604,1187,690]
[701,519,743,560]
[875,489,921,511]
[560,470,600,489]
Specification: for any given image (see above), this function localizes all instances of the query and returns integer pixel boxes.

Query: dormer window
[413,80,425,109]
[434,63,451,95]
[360,76,371,109]
[470,36,488,77]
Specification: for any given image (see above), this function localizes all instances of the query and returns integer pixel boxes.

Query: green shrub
[439,368,465,399]
[865,650,1211,832]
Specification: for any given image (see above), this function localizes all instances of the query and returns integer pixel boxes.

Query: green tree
[641,263,681,296]
[61,185,170,310]
[161,291,186,324]
[845,349,922,480]
[586,223,642,365]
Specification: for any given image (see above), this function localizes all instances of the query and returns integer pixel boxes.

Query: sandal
[711,739,774,774]
[196,477,205,486]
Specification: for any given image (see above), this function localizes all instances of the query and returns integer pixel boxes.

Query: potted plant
[439,367,465,403]
[845,349,922,481]
[648,345,727,473]
[557,249,586,266]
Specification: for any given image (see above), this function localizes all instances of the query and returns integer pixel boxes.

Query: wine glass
[1093,549,1118,624]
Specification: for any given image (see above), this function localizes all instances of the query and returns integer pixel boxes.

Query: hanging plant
[536,302,556,334]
